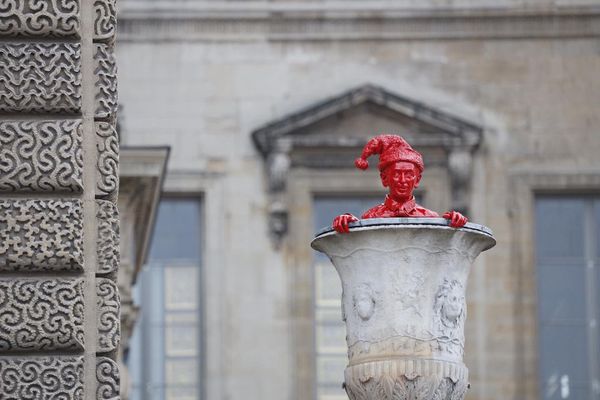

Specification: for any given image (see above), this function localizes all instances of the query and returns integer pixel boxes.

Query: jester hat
[354,134,424,173]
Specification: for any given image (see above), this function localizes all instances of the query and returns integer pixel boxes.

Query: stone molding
[0,43,82,113]
[0,120,84,193]
[97,357,120,399]
[97,278,121,354]
[0,0,80,38]
[94,43,118,120]
[118,4,600,41]
[96,121,120,199]
[0,356,84,399]
[94,0,117,42]
[0,278,85,352]
[97,200,120,275]
[344,359,468,400]
[0,200,84,272]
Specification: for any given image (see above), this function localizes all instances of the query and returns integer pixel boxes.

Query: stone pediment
[252,84,482,169]
[250,84,483,246]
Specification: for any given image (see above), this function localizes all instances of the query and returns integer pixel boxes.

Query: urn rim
[314,217,495,240]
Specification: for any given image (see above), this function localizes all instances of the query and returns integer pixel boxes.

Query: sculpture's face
[382,161,421,201]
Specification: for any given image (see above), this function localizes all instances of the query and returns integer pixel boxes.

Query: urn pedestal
[311,218,495,400]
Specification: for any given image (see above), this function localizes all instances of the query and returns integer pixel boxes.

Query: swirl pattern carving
[96,121,119,198]
[344,359,468,400]
[97,200,119,275]
[94,0,116,41]
[0,200,84,272]
[0,120,83,193]
[0,43,81,113]
[97,278,120,353]
[0,279,85,352]
[0,0,80,38]
[94,44,118,119]
[97,357,120,400]
[0,356,84,399]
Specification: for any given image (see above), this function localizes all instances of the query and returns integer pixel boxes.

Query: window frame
[509,170,600,400]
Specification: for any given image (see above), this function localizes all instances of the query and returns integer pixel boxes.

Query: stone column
[0,0,120,398]
[311,218,495,400]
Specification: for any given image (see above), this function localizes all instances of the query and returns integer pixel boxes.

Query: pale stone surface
[97,357,120,399]
[312,219,495,399]
[0,43,81,113]
[97,200,120,275]
[97,278,121,353]
[0,200,84,272]
[0,278,85,352]
[0,356,84,399]
[0,120,83,193]
[0,0,80,38]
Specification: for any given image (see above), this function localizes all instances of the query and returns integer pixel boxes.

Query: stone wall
[0,0,120,398]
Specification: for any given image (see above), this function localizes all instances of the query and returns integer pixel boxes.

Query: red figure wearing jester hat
[333,134,468,233]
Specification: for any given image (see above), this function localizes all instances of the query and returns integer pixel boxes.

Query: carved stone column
[311,218,495,400]
[0,0,120,398]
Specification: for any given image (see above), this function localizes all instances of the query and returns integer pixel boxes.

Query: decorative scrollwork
[97,278,120,353]
[0,356,84,399]
[0,43,81,113]
[0,0,80,38]
[0,200,84,272]
[97,200,119,275]
[96,121,119,199]
[97,357,120,400]
[94,43,117,119]
[0,279,85,352]
[0,120,83,193]
[94,0,116,42]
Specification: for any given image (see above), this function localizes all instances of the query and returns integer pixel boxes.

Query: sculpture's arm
[333,213,359,234]
[442,211,468,228]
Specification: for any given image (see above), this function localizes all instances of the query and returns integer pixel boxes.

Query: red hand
[333,213,359,233]
[442,211,468,228]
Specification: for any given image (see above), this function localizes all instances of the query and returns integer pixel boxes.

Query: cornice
[118,3,600,41]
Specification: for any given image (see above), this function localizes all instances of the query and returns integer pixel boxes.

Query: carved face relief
[434,279,465,330]
[353,284,376,321]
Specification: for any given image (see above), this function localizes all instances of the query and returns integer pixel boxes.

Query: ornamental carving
[97,357,120,400]
[344,359,468,400]
[0,279,85,352]
[95,121,119,199]
[97,200,119,275]
[0,43,81,113]
[433,279,466,348]
[94,0,116,41]
[0,200,84,272]
[97,278,120,353]
[0,0,80,38]
[0,120,83,193]
[94,43,118,119]
[353,284,376,321]
[0,356,84,399]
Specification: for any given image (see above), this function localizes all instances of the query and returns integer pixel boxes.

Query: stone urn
[311,218,495,400]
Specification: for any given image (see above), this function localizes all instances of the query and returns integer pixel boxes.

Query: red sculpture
[333,135,467,233]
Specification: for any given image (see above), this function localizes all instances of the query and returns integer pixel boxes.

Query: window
[312,195,384,400]
[535,196,600,400]
[129,198,203,400]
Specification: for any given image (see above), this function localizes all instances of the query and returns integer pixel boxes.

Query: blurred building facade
[115,1,600,400]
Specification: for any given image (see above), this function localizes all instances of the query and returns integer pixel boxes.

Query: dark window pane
[539,325,589,396]
[537,263,586,323]
[535,197,585,260]
[149,199,202,262]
